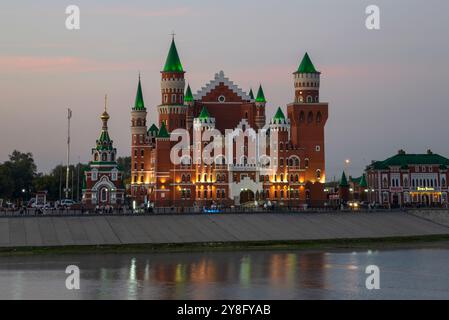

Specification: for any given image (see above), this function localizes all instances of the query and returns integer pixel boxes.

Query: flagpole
[65,108,72,199]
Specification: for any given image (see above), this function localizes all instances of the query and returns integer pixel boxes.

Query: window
[316,169,321,180]
[307,96,313,103]
[92,171,98,181]
[102,153,107,161]
[307,111,313,123]
[112,172,117,181]
[442,177,447,188]
[172,94,176,103]
[315,145,321,152]
[304,158,309,168]
[141,150,144,157]
[94,153,99,161]
[316,112,322,123]
[140,163,144,170]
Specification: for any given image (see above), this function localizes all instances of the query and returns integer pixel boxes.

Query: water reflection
[1,248,449,299]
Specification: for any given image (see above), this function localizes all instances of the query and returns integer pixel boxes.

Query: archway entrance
[392,194,399,208]
[422,194,430,206]
[240,189,255,204]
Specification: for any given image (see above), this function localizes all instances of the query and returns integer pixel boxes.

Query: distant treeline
[0,150,130,203]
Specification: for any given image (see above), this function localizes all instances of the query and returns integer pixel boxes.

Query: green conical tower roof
[184,84,194,102]
[339,171,349,187]
[163,38,184,72]
[359,174,368,188]
[296,52,318,73]
[255,85,266,103]
[157,121,170,138]
[273,107,286,121]
[134,75,145,110]
[199,106,210,120]
[148,123,159,135]
[248,88,254,100]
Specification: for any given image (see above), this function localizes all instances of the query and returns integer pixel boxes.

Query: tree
[0,150,37,201]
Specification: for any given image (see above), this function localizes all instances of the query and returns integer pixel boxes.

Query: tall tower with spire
[158,37,187,132]
[287,53,328,204]
[130,75,150,203]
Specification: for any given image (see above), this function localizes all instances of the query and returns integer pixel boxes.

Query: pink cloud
[0,56,142,73]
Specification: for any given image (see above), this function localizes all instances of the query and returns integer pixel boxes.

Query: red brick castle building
[130,38,329,207]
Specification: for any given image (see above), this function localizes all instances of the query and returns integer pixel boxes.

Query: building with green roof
[365,150,449,207]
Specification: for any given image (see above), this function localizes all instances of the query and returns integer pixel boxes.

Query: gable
[195,71,253,103]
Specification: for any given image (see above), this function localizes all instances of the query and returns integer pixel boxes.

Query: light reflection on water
[0,248,449,299]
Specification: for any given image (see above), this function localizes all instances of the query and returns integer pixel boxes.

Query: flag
[68,108,72,119]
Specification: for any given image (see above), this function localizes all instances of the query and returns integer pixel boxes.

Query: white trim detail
[195,71,253,102]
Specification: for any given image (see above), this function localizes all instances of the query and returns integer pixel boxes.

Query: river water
[1,247,449,299]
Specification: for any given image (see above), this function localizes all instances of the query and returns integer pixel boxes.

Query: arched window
[204,174,207,182]
[102,153,107,161]
[94,153,99,161]
[280,174,284,182]
[140,149,144,157]
[316,112,322,123]
[442,177,447,188]
[307,96,313,103]
[316,169,321,180]
[187,174,191,182]
[295,158,300,167]
[299,111,305,121]
[295,174,299,182]
[315,96,319,102]
[307,111,313,123]
[171,94,176,103]
[304,158,309,168]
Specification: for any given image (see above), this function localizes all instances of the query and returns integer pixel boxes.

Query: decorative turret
[157,121,170,139]
[254,84,266,129]
[293,52,320,103]
[255,84,266,106]
[269,107,289,131]
[248,88,254,100]
[194,105,215,130]
[184,84,194,104]
[338,171,350,203]
[159,37,187,131]
[93,95,116,162]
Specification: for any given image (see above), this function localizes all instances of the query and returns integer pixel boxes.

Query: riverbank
[1,211,449,254]
[2,234,449,256]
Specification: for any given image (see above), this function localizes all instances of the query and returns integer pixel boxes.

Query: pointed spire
[198,106,210,120]
[134,75,145,110]
[296,52,318,73]
[339,171,349,187]
[184,84,194,102]
[273,107,286,121]
[97,96,113,151]
[157,121,170,138]
[359,174,368,188]
[163,38,184,72]
[248,88,254,100]
[255,85,266,103]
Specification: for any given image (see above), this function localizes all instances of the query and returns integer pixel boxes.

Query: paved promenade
[1,211,449,248]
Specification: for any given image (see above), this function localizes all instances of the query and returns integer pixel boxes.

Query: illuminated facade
[130,38,329,207]
[366,149,449,206]
[82,101,125,207]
